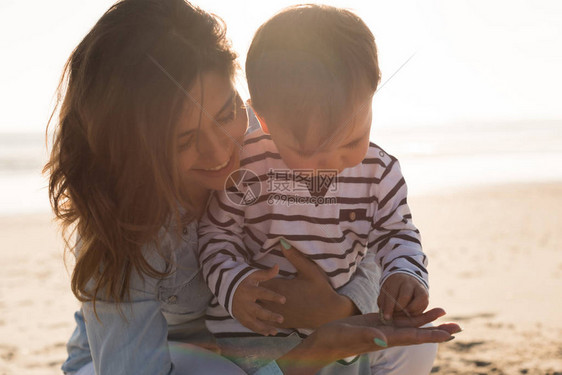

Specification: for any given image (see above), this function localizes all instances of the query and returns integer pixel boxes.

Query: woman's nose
[197,127,233,163]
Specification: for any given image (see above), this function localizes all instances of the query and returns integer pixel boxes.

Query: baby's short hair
[246,4,380,148]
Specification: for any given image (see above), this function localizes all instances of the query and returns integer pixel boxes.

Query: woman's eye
[217,110,235,124]
[178,143,190,152]
[178,138,194,152]
[217,96,245,125]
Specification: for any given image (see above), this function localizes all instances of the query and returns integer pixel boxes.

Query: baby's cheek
[282,153,316,170]
[347,145,369,168]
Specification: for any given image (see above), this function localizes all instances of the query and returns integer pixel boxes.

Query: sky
[0,0,561,133]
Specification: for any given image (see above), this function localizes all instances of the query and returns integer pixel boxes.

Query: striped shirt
[197,129,428,338]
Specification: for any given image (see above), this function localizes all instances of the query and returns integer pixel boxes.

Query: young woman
[45,1,459,374]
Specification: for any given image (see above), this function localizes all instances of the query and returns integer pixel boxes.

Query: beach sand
[410,183,562,375]
[1,182,561,374]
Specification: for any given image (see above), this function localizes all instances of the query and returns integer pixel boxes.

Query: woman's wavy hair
[44,0,236,306]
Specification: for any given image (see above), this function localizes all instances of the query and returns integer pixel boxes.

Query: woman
[45,0,459,374]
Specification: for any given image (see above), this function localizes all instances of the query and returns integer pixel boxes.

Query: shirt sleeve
[82,297,172,375]
[80,249,174,375]
[368,157,429,290]
[61,308,93,374]
[197,190,259,316]
[336,250,381,314]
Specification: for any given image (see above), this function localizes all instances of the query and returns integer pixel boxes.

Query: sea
[1,120,561,217]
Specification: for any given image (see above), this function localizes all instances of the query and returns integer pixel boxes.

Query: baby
[198,4,430,373]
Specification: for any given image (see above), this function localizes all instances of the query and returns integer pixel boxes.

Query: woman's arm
[264,308,460,375]
[61,308,93,374]
[76,247,175,375]
[82,293,173,375]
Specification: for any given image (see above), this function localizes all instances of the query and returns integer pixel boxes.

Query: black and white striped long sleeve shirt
[198,129,428,338]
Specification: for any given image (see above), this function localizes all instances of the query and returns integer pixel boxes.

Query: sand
[410,183,562,375]
[1,183,561,374]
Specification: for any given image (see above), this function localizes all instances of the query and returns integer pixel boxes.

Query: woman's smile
[191,148,237,177]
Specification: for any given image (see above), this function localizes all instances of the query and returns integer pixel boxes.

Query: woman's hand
[259,246,359,329]
[277,307,461,375]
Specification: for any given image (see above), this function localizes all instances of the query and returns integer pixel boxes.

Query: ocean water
[1,121,561,216]
[0,133,51,216]
[372,120,562,196]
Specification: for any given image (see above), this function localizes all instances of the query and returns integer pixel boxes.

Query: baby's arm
[336,250,380,314]
[369,155,429,319]
[198,191,285,335]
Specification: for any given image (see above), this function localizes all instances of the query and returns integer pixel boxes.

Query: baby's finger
[254,285,286,304]
[404,293,429,316]
[239,310,279,336]
[379,286,398,321]
[381,295,395,322]
[251,264,280,283]
[395,283,414,314]
[253,303,284,325]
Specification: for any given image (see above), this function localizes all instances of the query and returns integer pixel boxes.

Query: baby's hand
[377,273,429,322]
[231,265,286,336]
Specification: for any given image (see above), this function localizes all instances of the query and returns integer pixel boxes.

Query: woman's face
[176,72,248,195]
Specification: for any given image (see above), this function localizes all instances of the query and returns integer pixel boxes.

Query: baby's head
[246,4,380,172]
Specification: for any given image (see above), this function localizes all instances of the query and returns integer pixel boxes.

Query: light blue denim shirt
[61,111,380,375]
[62,222,379,375]
[62,220,212,374]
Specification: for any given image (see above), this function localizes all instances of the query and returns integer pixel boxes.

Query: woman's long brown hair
[44,0,236,307]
